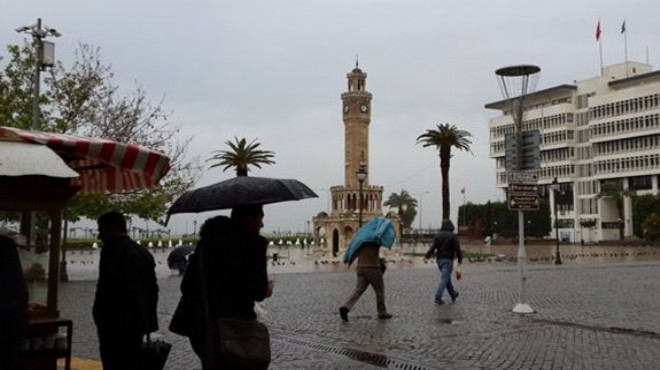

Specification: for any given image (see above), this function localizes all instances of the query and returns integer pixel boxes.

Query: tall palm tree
[417,123,472,220]
[383,190,418,233]
[207,137,275,176]
[597,181,635,240]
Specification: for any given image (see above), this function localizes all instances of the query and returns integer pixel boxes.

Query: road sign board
[504,130,541,170]
[508,183,539,195]
[507,171,539,184]
[508,194,539,210]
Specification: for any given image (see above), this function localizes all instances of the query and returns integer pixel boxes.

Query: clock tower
[341,63,373,187]
[312,62,397,258]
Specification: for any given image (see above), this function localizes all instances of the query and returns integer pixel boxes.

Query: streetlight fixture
[414,191,430,231]
[356,165,368,227]
[551,177,562,265]
[15,18,61,130]
[193,220,198,244]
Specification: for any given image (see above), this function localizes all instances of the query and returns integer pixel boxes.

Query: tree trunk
[440,147,451,220]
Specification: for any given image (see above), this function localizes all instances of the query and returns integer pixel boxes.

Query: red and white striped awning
[0,126,171,194]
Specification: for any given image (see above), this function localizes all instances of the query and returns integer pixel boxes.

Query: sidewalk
[58,260,660,369]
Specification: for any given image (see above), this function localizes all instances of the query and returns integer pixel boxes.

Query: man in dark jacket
[93,211,158,370]
[425,219,462,305]
[0,231,29,370]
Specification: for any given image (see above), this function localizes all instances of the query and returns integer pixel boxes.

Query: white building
[486,62,660,242]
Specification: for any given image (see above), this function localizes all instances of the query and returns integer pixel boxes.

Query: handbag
[206,317,271,370]
[199,246,271,370]
[138,334,172,370]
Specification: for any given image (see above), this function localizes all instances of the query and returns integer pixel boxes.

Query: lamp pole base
[512,303,535,314]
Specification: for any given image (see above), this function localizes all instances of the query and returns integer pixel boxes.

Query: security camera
[48,28,62,37]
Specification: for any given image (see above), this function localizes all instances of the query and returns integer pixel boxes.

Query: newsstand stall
[0,126,170,370]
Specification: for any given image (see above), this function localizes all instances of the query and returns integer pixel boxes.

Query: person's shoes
[435,298,445,305]
[339,306,349,322]
[451,292,459,302]
[378,313,393,319]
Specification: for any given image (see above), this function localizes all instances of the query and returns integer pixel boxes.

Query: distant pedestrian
[339,241,392,321]
[425,219,462,305]
[93,211,159,370]
[0,230,29,370]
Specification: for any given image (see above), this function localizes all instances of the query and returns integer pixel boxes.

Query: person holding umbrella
[339,216,396,321]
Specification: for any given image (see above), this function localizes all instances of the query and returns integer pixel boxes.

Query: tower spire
[355,54,359,69]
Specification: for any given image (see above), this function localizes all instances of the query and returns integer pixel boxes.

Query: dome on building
[316,211,329,218]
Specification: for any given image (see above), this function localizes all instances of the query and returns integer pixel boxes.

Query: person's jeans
[435,258,457,301]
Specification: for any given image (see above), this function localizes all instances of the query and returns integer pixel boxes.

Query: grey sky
[3,0,659,235]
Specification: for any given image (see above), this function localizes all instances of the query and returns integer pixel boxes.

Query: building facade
[486,62,660,242]
[312,64,398,256]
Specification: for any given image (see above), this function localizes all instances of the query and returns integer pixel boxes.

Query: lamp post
[193,220,198,244]
[414,191,430,231]
[356,165,368,228]
[551,177,562,265]
[16,18,61,130]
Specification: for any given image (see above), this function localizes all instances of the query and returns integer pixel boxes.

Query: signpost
[508,182,539,211]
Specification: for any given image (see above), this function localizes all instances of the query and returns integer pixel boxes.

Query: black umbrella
[166,176,318,221]
[167,245,195,274]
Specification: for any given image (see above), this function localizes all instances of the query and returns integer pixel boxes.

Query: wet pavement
[54,245,660,369]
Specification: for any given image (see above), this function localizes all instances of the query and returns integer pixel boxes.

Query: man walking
[339,241,392,321]
[425,219,462,305]
[93,211,158,370]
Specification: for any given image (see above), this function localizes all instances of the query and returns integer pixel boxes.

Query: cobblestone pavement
[58,260,660,369]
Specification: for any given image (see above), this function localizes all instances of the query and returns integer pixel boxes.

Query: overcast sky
[3,0,659,236]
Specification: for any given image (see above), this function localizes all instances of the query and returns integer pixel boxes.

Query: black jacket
[425,219,462,263]
[93,236,159,335]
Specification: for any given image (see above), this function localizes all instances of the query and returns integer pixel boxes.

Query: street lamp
[15,18,61,130]
[551,177,562,265]
[414,191,430,231]
[193,220,198,244]
[356,165,368,227]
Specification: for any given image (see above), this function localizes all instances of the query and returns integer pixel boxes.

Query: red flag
[596,20,602,41]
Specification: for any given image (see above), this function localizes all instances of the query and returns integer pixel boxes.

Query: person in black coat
[0,231,29,370]
[93,211,159,370]
[424,219,462,305]
[170,204,273,367]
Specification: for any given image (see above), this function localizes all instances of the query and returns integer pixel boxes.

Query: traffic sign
[507,171,538,184]
[508,183,539,194]
[508,195,539,210]
[504,130,541,171]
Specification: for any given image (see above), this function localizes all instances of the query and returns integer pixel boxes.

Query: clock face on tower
[360,104,368,113]
[343,105,349,114]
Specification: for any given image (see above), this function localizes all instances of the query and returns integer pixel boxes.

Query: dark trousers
[97,327,142,370]
[0,307,27,370]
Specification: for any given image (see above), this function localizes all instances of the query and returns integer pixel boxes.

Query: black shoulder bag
[199,245,271,370]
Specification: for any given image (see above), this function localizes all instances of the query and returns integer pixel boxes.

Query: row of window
[591,114,660,137]
[593,135,660,156]
[590,93,660,119]
[489,113,574,139]
[541,148,571,163]
[594,154,660,175]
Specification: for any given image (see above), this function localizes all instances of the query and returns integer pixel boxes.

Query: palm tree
[383,190,418,233]
[597,181,635,240]
[417,123,472,220]
[207,137,275,176]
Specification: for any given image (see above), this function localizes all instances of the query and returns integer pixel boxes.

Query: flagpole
[462,190,467,227]
[623,20,629,77]
[597,20,604,76]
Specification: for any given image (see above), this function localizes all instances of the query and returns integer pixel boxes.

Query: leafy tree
[632,194,660,238]
[641,213,660,241]
[0,42,202,224]
[207,137,275,176]
[416,123,472,220]
[383,190,417,233]
[597,181,635,240]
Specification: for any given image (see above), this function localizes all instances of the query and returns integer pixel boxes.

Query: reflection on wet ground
[58,242,660,281]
